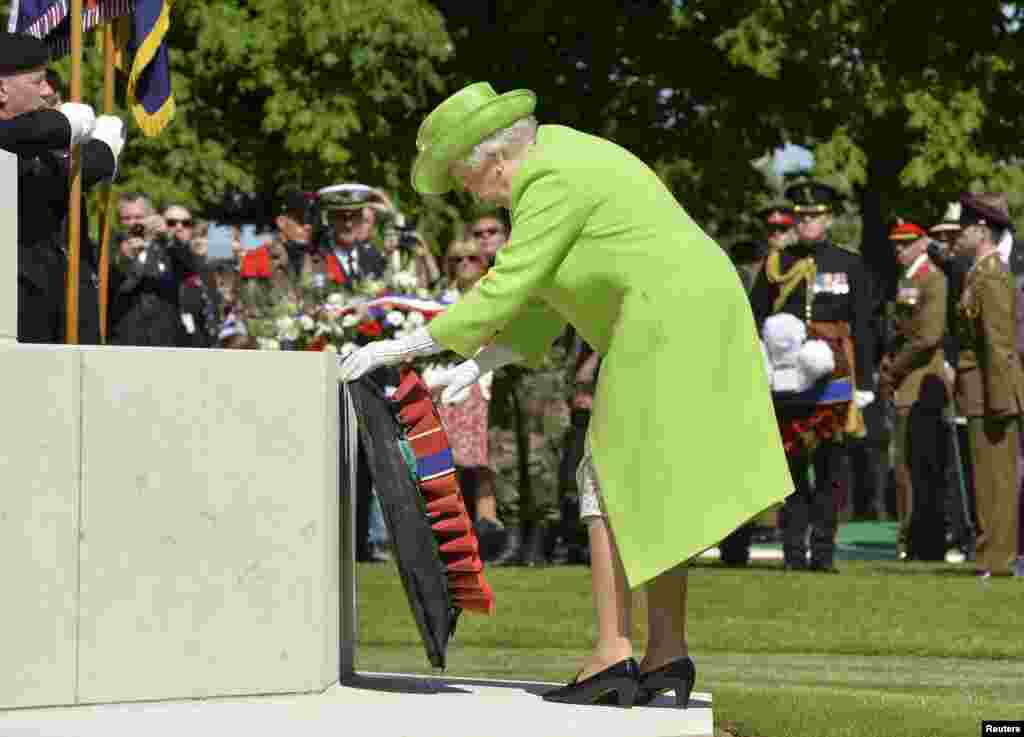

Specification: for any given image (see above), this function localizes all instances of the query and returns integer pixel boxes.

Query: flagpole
[97,24,116,344]
[65,0,84,345]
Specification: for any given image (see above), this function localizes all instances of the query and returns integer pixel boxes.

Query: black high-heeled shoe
[542,658,640,707]
[633,656,696,708]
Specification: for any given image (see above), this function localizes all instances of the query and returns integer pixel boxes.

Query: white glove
[426,343,523,405]
[426,361,480,405]
[338,327,443,382]
[57,102,96,146]
[854,390,875,409]
[91,115,125,160]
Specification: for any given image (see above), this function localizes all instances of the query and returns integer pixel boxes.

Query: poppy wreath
[778,403,848,456]
[393,368,496,615]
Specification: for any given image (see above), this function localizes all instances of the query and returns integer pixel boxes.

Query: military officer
[750,181,876,572]
[953,193,1024,577]
[880,221,950,561]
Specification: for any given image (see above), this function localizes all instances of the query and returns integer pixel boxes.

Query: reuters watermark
[983,722,1024,735]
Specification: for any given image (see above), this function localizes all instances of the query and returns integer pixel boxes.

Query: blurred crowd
[3,29,1021,576]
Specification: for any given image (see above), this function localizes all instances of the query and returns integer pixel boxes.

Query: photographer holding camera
[380,211,441,289]
[107,193,204,347]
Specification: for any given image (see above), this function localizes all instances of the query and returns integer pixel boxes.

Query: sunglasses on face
[166,218,193,227]
[473,227,503,238]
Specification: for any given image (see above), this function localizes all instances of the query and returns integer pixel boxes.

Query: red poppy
[358,320,383,338]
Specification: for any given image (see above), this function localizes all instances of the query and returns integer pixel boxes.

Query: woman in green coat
[340,82,791,707]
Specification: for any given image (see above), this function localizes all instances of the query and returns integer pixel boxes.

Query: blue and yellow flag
[8,0,175,137]
[117,0,174,136]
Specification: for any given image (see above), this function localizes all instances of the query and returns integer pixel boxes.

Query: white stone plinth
[0,674,714,737]
[0,150,17,343]
[0,345,341,709]
[0,346,81,708]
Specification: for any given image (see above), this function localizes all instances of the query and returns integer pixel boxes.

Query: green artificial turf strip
[355,560,1024,737]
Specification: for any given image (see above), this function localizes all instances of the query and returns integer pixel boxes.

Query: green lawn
[355,560,1024,737]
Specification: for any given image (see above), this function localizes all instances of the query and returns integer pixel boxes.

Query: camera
[392,213,421,251]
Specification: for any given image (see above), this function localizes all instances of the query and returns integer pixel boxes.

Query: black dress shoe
[542,658,640,707]
[633,656,696,708]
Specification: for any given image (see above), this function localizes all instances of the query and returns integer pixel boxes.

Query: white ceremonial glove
[338,327,443,382]
[854,390,876,409]
[426,343,524,406]
[57,102,96,146]
[91,115,126,160]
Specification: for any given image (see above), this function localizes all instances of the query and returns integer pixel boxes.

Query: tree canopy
[4,0,1023,263]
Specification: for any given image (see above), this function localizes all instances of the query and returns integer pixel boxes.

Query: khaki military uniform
[883,257,950,560]
[954,251,1024,574]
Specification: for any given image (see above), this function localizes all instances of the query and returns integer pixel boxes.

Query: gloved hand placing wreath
[760,313,835,394]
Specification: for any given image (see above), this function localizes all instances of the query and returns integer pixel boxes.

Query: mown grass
[355,560,1024,737]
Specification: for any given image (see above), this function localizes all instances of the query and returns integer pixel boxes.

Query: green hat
[411,82,537,195]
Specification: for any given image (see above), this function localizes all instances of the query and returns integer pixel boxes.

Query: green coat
[428,125,792,586]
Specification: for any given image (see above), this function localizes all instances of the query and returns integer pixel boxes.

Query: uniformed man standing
[750,181,876,572]
[0,32,125,343]
[880,221,950,561]
[952,193,1024,578]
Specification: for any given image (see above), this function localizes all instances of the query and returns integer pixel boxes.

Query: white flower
[331,323,345,336]
[315,321,331,337]
[340,342,358,357]
[322,343,338,354]
[392,270,419,292]
[275,316,295,333]
[362,279,385,296]
[327,293,345,307]
[406,311,426,328]
[299,315,315,331]
[341,313,360,328]
[385,310,405,327]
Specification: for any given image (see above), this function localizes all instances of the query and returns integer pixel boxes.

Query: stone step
[0,672,714,737]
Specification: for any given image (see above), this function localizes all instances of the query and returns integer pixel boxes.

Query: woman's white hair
[458,115,538,170]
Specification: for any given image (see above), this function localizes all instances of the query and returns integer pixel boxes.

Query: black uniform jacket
[750,239,876,390]
[1,108,116,344]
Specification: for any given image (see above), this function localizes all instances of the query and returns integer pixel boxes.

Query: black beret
[0,32,50,76]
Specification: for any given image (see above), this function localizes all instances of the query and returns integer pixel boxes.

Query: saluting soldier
[750,181,876,572]
[952,193,1024,578]
[880,221,950,561]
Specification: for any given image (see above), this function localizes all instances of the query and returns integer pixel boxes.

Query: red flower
[358,320,383,338]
